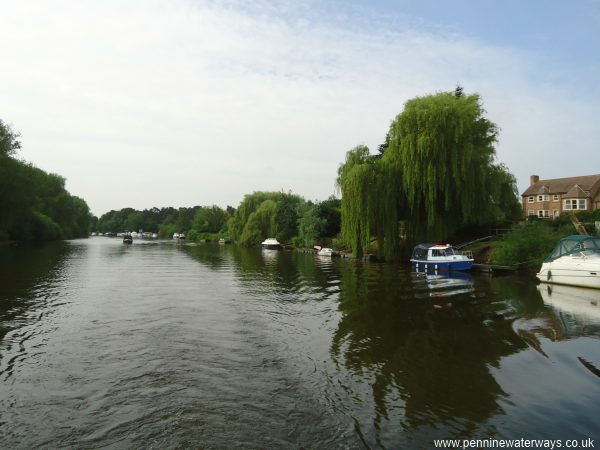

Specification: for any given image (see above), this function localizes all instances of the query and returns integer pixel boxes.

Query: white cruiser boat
[315,247,335,257]
[261,238,282,250]
[537,235,600,289]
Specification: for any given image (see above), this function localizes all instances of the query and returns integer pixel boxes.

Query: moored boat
[261,238,282,250]
[537,235,600,289]
[315,246,335,257]
[410,243,473,271]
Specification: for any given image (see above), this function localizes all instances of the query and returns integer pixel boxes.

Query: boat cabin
[412,244,462,261]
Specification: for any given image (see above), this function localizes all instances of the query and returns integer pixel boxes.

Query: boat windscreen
[547,237,600,261]
[582,238,600,251]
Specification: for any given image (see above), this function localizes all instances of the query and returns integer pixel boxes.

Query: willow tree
[337,89,519,259]
[389,91,501,242]
[337,146,375,257]
[239,199,277,246]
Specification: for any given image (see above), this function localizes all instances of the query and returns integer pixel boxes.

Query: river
[0,238,599,448]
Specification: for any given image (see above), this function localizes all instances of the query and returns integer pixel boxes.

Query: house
[521,174,600,219]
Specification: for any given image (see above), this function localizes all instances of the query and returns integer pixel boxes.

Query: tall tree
[0,120,21,158]
[392,91,499,241]
[337,89,520,259]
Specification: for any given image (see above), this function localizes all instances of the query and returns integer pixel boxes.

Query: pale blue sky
[0,0,598,215]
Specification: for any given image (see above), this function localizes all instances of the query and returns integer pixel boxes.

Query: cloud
[0,0,597,215]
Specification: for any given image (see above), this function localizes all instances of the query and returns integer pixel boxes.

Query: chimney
[530,175,539,185]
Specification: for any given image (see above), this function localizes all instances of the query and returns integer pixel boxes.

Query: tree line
[0,120,92,241]
[94,192,341,247]
[3,87,523,253]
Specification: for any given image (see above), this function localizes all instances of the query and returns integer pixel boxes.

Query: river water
[0,238,599,448]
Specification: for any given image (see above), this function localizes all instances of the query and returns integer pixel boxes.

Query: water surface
[1,238,599,448]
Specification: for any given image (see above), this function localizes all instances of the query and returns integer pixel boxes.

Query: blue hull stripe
[410,259,473,271]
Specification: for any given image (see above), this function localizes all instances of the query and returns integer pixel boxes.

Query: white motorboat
[315,246,335,257]
[537,235,600,289]
[261,238,282,250]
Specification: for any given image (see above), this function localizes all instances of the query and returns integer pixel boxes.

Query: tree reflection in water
[331,262,529,441]
[180,245,600,445]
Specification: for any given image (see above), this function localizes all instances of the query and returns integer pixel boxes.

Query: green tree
[336,145,379,257]
[274,192,305,243]
[239,199,277,246]
[124,211,145,232]
[0,120,21,158]
[337,89,520,259]
[317,196,342,237]
[192,205,228,234]
[297,204,327,247]
[227,192,280,241]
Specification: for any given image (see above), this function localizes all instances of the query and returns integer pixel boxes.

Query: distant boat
[410,243,473,271]
[173,233,179,240]
[315,246,335,257]
[537,235,600,289]
[261,238,282,250]
[151,233,158,239]
[123,233,133,244]
[219,238,231,244]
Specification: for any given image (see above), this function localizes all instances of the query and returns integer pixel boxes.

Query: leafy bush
[491,221,575,269]
[30,212,63,241]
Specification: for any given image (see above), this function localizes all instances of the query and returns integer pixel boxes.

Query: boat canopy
[411,243,435,260]
[545,235,600,262]
[412,243,463,259]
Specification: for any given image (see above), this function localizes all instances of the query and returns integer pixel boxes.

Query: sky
[1,0,599,216]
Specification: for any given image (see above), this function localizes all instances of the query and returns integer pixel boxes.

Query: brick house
[521,174,600,219]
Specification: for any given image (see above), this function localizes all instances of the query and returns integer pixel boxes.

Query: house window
[537,210,549,218]
[553,194,559,201]
[537,195,549,202]
[553,210,559,217]
[528,196,534,203]
[528,210,536,216]
[564,199,587,210]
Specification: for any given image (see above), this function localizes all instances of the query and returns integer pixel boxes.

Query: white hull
[537,255,600,289]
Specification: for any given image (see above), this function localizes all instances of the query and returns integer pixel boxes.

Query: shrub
[491,221,574,269]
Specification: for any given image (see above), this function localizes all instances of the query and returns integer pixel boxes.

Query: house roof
[521,174,600,197]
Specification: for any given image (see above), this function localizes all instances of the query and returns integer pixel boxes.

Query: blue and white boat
[410,243,474,271]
